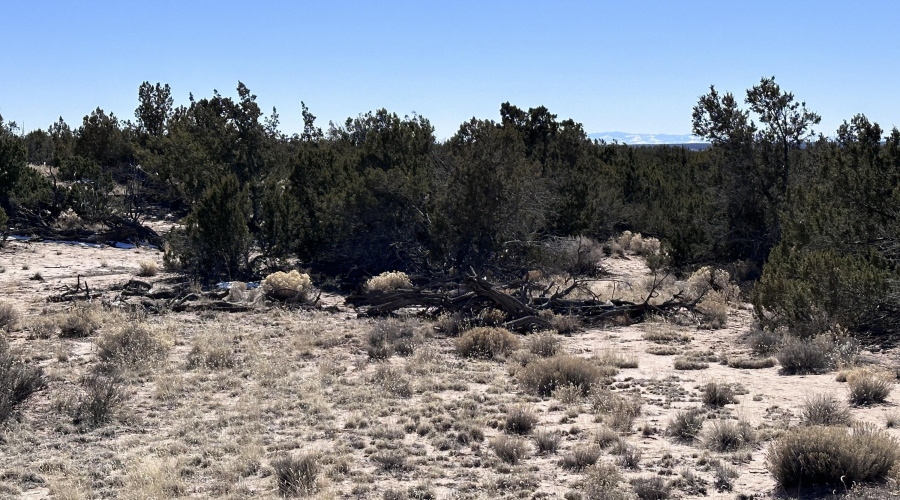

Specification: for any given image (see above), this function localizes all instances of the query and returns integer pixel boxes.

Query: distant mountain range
[588,132,709,149]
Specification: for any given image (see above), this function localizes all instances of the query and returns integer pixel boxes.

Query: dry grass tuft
[187,329,237,369]
[776,335,833,375]
[726,356,776,369]
[122,456,185,500]
[703,420,756,452]
[847,371,893,406]
[533,429,561,454]
[666,408,705,442]
[560,445,601,470]
[528,332,562,357]
[631,476,671,500]
[456,327,519,360]
[97,322,169,367]
[518,355,602,396]
[0,342,46,422]
[74,371,126,426]
[272,453,318,497]
[367,319,419,360]
[490,435,529,465]
[801,393,851,426]
[673,357,708,370]
[583,462,628,500]
[0,301,20,332]
[767,424,900,488]
[701,381,735,407]
[504,405,539,435]
[136,259,159,277]
[365,271,412,292]
[59,306,101,338]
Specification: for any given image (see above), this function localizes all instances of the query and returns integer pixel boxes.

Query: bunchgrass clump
[59,306,101,338]
[801,393,851,426]
[776,335,833,375]
[490,435,529,465]
[97,322,169,367]
[518,355,602,396]
[74,371,126,426]
[272,453,318,496]
[583,462,628,500]
[0,341,46,422]
[533,430,561,454]
[136,260,158,277]
[673,357,708,370]
[701,381,735,407]
[528,332,562,357]
[746,328,782,355]
[666,408,705,442]
[367,319,418,360]
[560,445,601,470]
[0,301,20,332]
[703,420,756,452]
[726,357,776,369]
[767,424,900,488]
[504,405,538,435]
[456,327,519,360]
[631,476,671,500]
[848,371,893,406]
[187,330,236,369]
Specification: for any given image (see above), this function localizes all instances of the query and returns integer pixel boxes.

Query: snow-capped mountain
[588,132,708,147]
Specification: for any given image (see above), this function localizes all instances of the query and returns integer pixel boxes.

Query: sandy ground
[1,239,899,499]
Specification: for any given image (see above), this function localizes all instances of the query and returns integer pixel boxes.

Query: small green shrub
[801,393,851,426]
[456,327,519,360]
[272,453,318,496]
[518,355,602,396]
[666,408,705,442]
[767,424,900,488]
[746,328,782,355]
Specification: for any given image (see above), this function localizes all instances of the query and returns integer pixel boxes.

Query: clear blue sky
[2,1,898,140]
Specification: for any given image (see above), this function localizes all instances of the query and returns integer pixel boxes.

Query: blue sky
[1,1,898,140]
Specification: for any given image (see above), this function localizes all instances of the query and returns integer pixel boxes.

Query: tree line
[0,77,898,338]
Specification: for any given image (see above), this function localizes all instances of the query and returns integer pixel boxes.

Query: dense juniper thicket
[1,77,898,337]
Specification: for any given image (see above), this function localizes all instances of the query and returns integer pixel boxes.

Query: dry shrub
[0,341,46,422]
[504,405,538,435]
[631,476,671,500]
[589,388,643,432]
[456,327,519,360]
[367,319,419,360]
[187,330,236,369]
[490,435,529,465]
[614,442,642,468]
[533,430,561,454]
[696,291,729,329]
[701,381,735,407]
[801,393,851,426]
[776,335,833,374]
[595,349,638,369]
[583,462,628,500]
[97,322,169,367]
[518,355,602,396]
[365,271,412,292]
[59,306,101,338]
[272,453,318,497]
[667,408,705,442]
[747,328,783,356]
[0,301,20,332]
[371,365,412,397]
[262,270,312,301]
[528,332,562,357]
[848,371,893,406]
[704,420,756,452]
[727,356,776,369]
[547,313,583,334]
[767,424,900,488]
[642,325,691,344]
[683,266,740,303]
[435,312,468,336]
[27,318,57,339]
[74,371,126,426]
[136,259,158,277]
[560,445,601,470]
[609,231,661,258]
